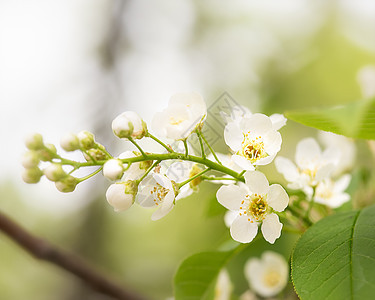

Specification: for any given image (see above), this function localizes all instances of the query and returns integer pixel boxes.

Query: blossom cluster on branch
[21,93,353,248]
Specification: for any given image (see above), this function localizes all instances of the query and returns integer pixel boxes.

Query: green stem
[201,175,238,182]
[196,130,206,159]
[147,133,173,153]
[178,168,211,188]
[96,144,113,159]
[239,170,246,177]
[183,139,189,158]
[128,137,147,157]
[77,167,103,183]
[304,187,316,220]
[287,205,313,227]
[63,153,245,182]
[200,131,221,164]
[137,160,161,183]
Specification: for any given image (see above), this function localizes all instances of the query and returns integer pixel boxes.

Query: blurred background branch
[0,209,148,300]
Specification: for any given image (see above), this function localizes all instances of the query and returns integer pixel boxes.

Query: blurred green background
[1,0,375,299]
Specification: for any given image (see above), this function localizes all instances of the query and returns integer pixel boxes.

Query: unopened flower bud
[106,181,138,212]
[189,164,204,189]
[83,149,107,162]
[25,133,44,150]
[77,130,95,150]
[38,143,57,161]
[22,167,43,184]
[21,151,40,168]
[44,163,67,182]
[112,111,147,139]
[103,159,124,181]
[55,175,78,193]
[60,133,80,151]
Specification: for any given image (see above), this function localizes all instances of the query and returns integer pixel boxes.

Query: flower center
[263,270,281,287]
[239,194,269,222]
[169,116,184,125]
[240,133,267,163]
[150,183,169,205]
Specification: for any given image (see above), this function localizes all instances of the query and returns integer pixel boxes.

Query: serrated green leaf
[292,204,375,300]
[174,244,246,300]
[286,98,375,140]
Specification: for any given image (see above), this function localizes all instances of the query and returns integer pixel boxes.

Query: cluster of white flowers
[23,91,353,246]
[275,133,354,208]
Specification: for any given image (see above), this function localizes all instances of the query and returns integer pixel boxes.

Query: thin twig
[0,210,148,300]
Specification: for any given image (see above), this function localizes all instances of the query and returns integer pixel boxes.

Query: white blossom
[244,251,289,298]
[224,113,282,170]
[106,181,137,212]
[103,159,125,181]
[112,111,146,139]
[137,173,178,220]
[217,171,289,244]
[314,174,351,208]
[151,92,207,140]
[60,133,80,151]
[318,131,356,177]
[275,137,339,196]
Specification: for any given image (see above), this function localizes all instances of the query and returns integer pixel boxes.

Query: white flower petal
[275,157,299,183]
[224,210,239,228]
[261,213,282,244]
[254,153,276,166]
[295,138,321,170]
[151,204,174,221]
[224,122,243,151]
[267,184,289,212]
[333,174,351,193]
[270,114,287,130]
[152,173,173,190]
[327,194,350,208]
[217,184,248,211]
[230,215,258,243]
[239,114,273,135]
[244,171,270,195]
[232,155,255,170]
[263,130,282,155]
[315,163,335,182]
[161,190,175,213]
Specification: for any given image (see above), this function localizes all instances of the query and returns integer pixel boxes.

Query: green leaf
[174,244,246,300]
[292,204,375,300]
[286,97,375,140]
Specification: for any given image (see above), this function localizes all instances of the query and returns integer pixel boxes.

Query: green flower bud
[83,149,107,162]
[44,164,67,182]
[60,133,80,151]
[21,151,40,168]
[24,133,44,150]
[77,130,95,150]
[55,175,78,193]
[38,143,57,161]
[22,167,43,184]
[112,111,147,139]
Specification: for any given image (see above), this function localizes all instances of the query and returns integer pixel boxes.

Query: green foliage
[174,244,246,300]
[286,98,375,140]
[292,204,375,300]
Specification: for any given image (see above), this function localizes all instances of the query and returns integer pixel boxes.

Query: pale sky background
[1,0,375,214]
